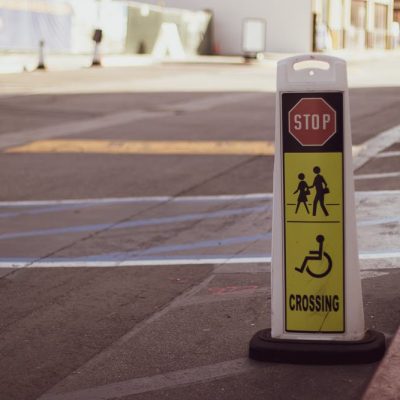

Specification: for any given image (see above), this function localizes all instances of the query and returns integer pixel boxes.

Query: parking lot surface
[0,56,399,400]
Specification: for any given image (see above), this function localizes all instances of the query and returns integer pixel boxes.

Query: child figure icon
[293,173,310,214]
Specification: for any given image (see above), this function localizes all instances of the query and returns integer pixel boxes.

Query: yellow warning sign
[284,152,344,332]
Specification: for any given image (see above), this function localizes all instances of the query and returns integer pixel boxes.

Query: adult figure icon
[310,166,329,216]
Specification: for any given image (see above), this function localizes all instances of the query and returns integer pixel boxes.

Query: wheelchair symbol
[295,235,332,278]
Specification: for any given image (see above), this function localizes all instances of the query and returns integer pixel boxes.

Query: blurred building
[394,0,400,20]
[0,0,73,51]
[0,0,127,53]
[313,0,396,51]
[0,0,396,54]
[124,2,213,56]
[142,0,397,53]
[141,0,313,54]
[0,0,211,56]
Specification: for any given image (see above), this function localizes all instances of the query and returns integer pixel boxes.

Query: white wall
[141,0,312,54]
[67,0,127,53]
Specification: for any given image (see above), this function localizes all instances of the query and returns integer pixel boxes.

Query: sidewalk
[1,49,400,74]
[0,53,156,74]
[363,327,400,400]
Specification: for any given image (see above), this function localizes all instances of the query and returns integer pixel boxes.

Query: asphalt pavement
[0,55,399,400]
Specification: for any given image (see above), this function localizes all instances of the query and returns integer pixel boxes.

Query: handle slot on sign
[285,55,340,84]
[293,60,330,78]
[293,60,330,71]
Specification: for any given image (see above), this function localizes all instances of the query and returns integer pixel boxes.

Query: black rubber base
[249,329,386,364]
[36,64,46,70]
[91,60,102,67]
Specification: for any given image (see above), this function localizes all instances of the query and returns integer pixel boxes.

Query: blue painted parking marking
[0,192,398,270]
[0,205,270,240]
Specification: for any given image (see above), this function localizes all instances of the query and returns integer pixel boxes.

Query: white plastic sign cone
[249,54,385,364]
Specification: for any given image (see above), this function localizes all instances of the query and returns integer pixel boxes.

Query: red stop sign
[288,98,336,146]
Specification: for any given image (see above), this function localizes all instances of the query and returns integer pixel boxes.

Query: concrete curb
[363,327,400,400]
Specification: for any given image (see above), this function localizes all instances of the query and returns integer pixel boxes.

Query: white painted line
[0,193,272,207]
[0,196,169,207]
[1,250,399,269]
[374,150,400,158]
[353,124,400,170]
[354,171,400,180]
[0,190,398,208]
[360,250,400,260]
[39,358,252,400]
[355,190,400,197]
[0,256,271,269]
[358,216,400,226]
